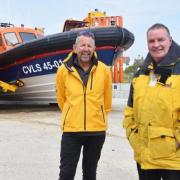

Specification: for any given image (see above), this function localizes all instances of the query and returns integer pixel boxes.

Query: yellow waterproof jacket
[123,41,180,170]
[56,52,112,132]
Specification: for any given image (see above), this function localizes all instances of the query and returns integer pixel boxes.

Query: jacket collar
[63,51,98,72]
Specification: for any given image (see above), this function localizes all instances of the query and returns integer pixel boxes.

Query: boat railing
[0,23,14,28]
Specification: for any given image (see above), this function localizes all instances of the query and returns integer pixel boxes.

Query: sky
[1,0,180,63]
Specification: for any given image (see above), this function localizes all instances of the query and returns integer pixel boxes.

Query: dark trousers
[137,163,180,180]
[59,133,105,180]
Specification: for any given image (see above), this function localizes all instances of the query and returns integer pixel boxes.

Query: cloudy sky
[1,0,179,62]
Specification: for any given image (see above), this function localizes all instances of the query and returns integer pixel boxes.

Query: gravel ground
[0,102,138,180]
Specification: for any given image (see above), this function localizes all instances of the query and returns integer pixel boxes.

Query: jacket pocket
[62,105,71,129]
[101,105,105,122]
[129,125,140,157]
[148,127,176,159]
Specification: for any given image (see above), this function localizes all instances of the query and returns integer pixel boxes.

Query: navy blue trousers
[59,133,105,180]
[137,163,180,180]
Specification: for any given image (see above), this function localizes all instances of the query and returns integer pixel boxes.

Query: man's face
[147,28,172,63]
[73,35,95,64]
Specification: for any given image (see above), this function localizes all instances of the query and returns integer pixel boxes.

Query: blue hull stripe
[0,49,116,82]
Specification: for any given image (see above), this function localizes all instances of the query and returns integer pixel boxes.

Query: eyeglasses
[77,30,95,40]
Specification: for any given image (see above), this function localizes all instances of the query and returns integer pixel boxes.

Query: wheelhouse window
[4,32,19,46]
[19,32,37,42]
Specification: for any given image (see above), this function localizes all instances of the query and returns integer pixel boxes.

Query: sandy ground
[0,101,138,180]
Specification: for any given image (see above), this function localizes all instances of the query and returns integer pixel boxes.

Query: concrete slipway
[0,99,138,180]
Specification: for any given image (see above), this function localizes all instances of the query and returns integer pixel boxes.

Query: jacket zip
[90,72,93,90]
[63,106,70,130]
[71,67,95,131]
[101,105,105,122]
[83,72,94,130]
[83,85,86,130]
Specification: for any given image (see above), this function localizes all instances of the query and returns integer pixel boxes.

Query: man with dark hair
[56,30,112,180]
[123,23,180,180]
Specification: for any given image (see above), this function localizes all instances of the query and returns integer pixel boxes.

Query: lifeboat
[0,9,134,103]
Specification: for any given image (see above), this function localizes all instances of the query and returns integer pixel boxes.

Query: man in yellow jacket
[56,30,112,180]
[123,23,180,180]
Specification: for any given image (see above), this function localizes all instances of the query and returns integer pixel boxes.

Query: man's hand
[176,140,180,149]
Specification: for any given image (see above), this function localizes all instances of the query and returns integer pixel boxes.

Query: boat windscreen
[19,32,37,42]
[4,32,19,46]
